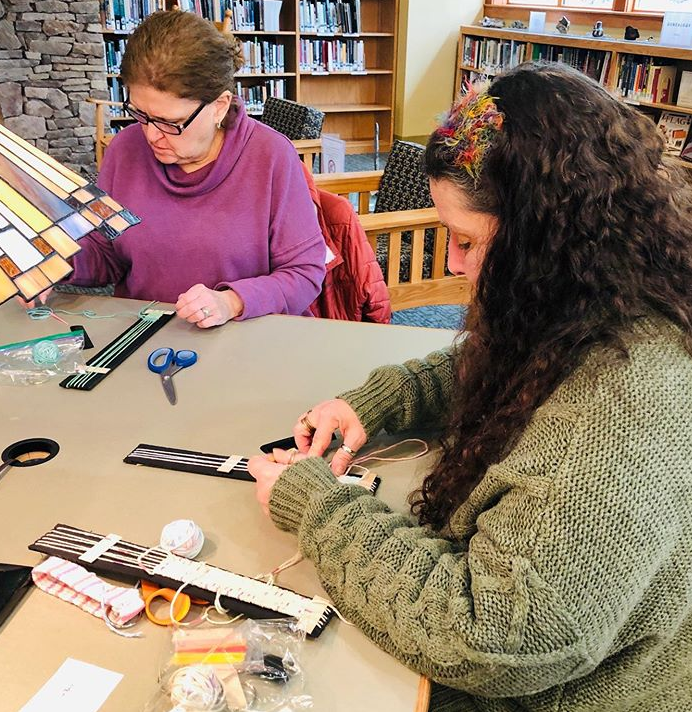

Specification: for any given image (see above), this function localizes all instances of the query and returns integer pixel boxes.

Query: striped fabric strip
[32,556,144,625]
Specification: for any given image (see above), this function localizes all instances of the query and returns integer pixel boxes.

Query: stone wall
[0,0,108,175]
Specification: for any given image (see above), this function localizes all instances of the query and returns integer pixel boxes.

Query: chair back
[260,97,325,140]
[374,140,433,213]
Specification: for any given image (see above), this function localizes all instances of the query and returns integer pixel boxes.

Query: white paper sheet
[19,658,123,712]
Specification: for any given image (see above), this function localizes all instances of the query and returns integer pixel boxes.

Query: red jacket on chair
[301,164,391,323]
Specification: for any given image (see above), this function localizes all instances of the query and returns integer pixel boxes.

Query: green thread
[64,312,163,389]
[26,301,159,322]
[31,340,61,366]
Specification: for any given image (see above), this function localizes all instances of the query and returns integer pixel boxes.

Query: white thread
[351,438,429,466]
[99,595,143,639]
[214,590,230,615]
[344,438,430,481]
[152,555,332,634]
[203,606,243,626]
[161,520,205,559]
[168,665,227,712]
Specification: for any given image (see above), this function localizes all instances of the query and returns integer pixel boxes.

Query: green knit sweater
[269,318,692,712]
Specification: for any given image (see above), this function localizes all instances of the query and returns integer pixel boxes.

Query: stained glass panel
[0,124,140,304]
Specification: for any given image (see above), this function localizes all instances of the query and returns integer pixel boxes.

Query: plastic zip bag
[0,330,85,386]
[145,618,313,712]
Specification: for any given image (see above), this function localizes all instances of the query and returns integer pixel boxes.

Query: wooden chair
[314,170,471,310]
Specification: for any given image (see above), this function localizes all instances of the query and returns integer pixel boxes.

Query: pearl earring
[216,121,222,129]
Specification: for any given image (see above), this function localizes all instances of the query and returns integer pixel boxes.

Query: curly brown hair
[411,62,692,531]
[120,10,244,104]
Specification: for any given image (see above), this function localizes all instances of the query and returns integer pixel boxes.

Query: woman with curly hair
[59,11,325,326]
[250,62,692,711]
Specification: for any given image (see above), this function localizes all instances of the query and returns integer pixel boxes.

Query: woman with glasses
[67,10,325,326]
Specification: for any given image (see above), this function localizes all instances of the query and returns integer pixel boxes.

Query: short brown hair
[120,10,244,102]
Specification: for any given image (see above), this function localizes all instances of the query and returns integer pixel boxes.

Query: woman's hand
[175,284,244,328]
[14,287,53,310]
[294,399,367,476]
[249,448,308,516]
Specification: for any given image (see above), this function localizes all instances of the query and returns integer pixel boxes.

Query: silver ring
[201,306,211,319]
[340,443,357,457]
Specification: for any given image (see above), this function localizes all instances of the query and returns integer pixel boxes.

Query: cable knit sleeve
[268,452,589,699]
[337,347,457,437]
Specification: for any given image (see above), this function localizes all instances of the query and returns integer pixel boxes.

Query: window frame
[488,0,670,15]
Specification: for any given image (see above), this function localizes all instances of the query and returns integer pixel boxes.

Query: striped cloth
[32,556,144,625]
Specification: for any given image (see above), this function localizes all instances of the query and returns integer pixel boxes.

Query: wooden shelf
[98,0,399,154]
[460,25,692,61]
[299,31,394,38]
[300,69,392,76]
[317,103,391,113]
[458,64,497,75]
[632,100,692,116]
[456,25,692,169]
[231,30,295,35]
[235,72,296,78]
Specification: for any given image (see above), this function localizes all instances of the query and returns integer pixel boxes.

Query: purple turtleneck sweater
[70,103,326,319]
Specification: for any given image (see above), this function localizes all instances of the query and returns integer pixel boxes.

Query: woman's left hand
[248,448,308,516]
[175,284,244,328]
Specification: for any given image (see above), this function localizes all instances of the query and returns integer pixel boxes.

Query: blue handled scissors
[147,347,198,406]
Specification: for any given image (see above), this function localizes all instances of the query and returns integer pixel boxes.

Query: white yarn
[169,665,226,712]
[160,520,205,559]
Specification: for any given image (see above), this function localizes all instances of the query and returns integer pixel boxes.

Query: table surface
[0,295,455,712]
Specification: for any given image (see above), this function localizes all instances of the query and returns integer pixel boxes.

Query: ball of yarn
[169,665,226,712]
[31,340,61,366]
[160,519,204,559]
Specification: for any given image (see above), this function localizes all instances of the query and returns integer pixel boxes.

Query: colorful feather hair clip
[434,88,504,184]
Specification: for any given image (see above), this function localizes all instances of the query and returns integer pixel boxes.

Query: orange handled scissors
[141,580,207,626]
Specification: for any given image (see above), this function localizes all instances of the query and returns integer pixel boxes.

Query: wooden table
[0,295,454,712]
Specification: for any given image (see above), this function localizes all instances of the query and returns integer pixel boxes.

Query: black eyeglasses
[123,98,207,136]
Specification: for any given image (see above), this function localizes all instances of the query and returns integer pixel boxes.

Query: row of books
[299,39,365,73]
[235,79,286,113]
[104,39,127,74]
[236,40,286,74]
[531,45,609,85]
[224,0,282,31]
[107,77,126,116]
[614,55,676,104]
[100,0,161,31]
[298,0,361,34]
[461,37,527,74]
[175,0,228,24]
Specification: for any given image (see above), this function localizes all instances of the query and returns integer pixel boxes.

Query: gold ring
[340,443,357,458]
[300,411,317,434]
[287,447,298,465]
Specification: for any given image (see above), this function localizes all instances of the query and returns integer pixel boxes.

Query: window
[507,0,614,6]
[501,0,692,11]
[635,0,692,10]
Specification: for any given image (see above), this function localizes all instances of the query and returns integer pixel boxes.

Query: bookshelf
[99,0,398,154]
[455,25,692,168]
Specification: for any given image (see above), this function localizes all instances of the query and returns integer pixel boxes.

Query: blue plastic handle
[148,347,174,374]
[175,349,197,369]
